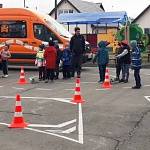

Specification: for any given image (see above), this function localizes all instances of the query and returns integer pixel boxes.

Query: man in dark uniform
[70,27,85,78]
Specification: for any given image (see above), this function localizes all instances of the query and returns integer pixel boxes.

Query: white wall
[51,1,78,19]
[134,8,150,29]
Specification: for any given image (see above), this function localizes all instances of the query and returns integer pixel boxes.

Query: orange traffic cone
[102,68,112,89]
[72,78,85,104]
[18,66,27,85]
[9,94,28,128]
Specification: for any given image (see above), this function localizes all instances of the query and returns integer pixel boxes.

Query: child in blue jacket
[61,45,72,79]
[93,41,110,83]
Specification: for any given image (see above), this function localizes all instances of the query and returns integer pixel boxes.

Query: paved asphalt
[0,67,150,150]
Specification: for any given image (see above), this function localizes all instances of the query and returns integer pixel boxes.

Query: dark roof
[132,5,150,23]
[49,0,104,15]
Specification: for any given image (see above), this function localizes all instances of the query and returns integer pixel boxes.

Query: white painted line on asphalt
[28,119,76,128]
[62,126,76,134]
[56,82,74,85]
[143,85,150,87]
[78,103,83,144]
[45,129,63,133]
[0,122,9,126]
[123,87,131,89]
[64,89,74,91]
[36,88,53,91]
[81,82,97,84]
[45,126,76,134]
[84,73,98,76]
[144,96,150,102]
[12,87,25,90]
[25,127,81,144]
[0,96,74,104]
[96,89,109,91]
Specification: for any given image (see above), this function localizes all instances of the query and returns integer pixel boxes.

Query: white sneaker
[3,75,8,78]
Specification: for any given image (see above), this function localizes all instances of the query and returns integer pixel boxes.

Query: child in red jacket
[44,40,57,83]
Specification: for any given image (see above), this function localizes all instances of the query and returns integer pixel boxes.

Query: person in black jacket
[70,27,85,78]
[116,40,131,83]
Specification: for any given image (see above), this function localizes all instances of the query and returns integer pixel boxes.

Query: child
[44,39,57,83]
[61,44,72,79]
[93,41,109,83]
[130,40,142,89]
[35,44,45,81]
[0,44,11,78]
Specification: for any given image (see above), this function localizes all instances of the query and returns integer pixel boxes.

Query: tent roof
[57,11,128,25]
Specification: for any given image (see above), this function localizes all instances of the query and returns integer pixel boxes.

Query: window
[0,20,27,38]
[64,10,68,14]
[69,10,73,13]
[33,23,61,42]
[58,10,63,15]
[144,28,150,34]
[58,9,73,15]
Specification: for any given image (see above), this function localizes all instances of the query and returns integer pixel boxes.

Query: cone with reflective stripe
[72,78,85,104]
[9,94,28,128]
[102,68,112,89]
[18,66,27,85]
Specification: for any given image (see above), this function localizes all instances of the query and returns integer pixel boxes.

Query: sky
[0,0,150,18]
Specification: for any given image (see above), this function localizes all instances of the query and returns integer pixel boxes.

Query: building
[133,5,150,35]
[49,0,104,34]
[49,0,104,19]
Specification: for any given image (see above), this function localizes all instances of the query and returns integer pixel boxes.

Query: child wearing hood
[44,39,57,83]
[93,41,110,83]
[130,40,142,89]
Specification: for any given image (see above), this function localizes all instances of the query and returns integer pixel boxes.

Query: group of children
[35,40,72,83]
[93,40,142,89]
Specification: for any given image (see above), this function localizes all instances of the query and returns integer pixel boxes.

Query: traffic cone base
[72,95,85,104]
[102,82,112,89]
[9,122,28,128]
[18,66,27,85]
[101,68,112,89]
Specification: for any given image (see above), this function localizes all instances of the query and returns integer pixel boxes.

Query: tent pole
[106,23,107,34]
[67,22,70,31]
[86,24,88,34]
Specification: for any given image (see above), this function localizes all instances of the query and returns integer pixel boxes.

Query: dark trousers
[134,68,141,87]
[63,65,71,78]
[116,63,122,79]
[121,63,130,81]
[39,66,45,80]
[2,60,8,75]
[55,64,59,79]
[46,69,55,81]
[72,55,82,77]
[98,64,106,82]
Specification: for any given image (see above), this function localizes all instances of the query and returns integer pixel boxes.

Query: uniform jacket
[35,50,45,67]
[131,41,141,69]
